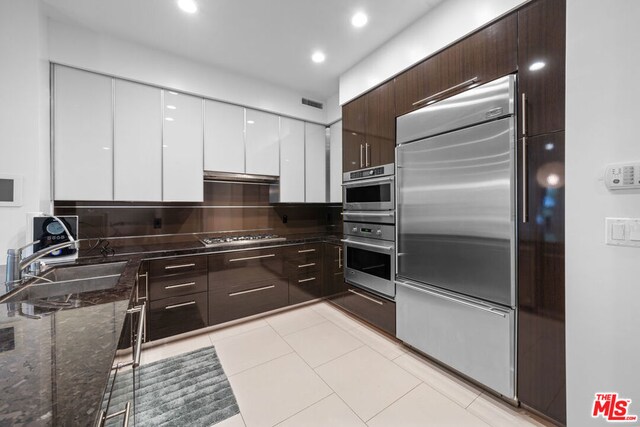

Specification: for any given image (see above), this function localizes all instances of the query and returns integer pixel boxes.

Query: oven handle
[342,176,394,187]
[341,239,394,252]
[341,212,395,217]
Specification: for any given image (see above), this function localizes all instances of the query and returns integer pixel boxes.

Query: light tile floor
[140,301,555,427]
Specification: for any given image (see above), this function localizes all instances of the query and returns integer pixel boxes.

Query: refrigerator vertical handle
[521,93,527,136]
[522,137,528,223]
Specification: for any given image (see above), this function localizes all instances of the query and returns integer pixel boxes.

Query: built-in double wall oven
[342,163,396,299]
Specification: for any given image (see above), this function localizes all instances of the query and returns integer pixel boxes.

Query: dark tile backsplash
[55,181,342,248]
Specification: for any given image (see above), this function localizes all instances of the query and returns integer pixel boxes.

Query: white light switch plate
[605,218,640,247]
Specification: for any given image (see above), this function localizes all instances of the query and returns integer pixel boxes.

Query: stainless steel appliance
[200,234,285,248]
[395,75,517,399]
[342,221,395,299]
[342,163,394,213]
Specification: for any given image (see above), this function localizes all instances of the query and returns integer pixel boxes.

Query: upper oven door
[342,236,396,299]
[343,176,395,211]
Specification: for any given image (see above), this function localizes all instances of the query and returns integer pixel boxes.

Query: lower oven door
[342,236,395,299]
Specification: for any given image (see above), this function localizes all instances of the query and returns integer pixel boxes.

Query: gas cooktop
[199,234,286,248]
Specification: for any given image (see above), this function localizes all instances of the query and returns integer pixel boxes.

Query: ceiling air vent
[302,98,323,109]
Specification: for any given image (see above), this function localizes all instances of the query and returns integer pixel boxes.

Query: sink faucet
[5,214,78,285]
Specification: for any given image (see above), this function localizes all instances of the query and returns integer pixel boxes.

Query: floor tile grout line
[270,393,340,427]
[209,321,273,345]
[271,318,331,338]
[227,347,295,378]
[364,381,423,423]
[293,343,369,425]
[466,391,482,409]
[311,343,367,370]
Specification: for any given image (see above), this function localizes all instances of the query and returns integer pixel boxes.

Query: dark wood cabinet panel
[518,0,566,137]
[149,255,207,277]
[286,243,323,305]
[148,271,208,301]
[395,14,517,116]
[331,285,396,336]
[365,82,396,167]
[343,96,366,172]
[342,80,396,172]
[518,132,565,424]
[209,247,285,285]
[148,292,208,341]
[209,278,289,325]
[289,272,323,305]
[323,243,347,297]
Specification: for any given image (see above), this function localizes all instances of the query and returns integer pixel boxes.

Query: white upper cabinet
[54,66,113,201]
[114,80,162,201]
[204,100,245,173]
[278,117,305,202]
[245,109,279,176]
[305,123,327,203]
[162,91,203,202]
[329,121,343,203]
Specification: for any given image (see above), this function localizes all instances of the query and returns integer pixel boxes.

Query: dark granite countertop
[0,255,142,426]
[0,232,342,425]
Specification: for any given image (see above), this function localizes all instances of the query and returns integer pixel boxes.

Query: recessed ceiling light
[177,0,197,14]
[351,12,368,28]
[167,91,178,95]
[247,120,255,124]
[311,51,326,64]
[529,61,546,71]
[165,117,174,121]
[166,105,176,110]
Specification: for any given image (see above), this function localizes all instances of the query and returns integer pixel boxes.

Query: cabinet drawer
[395,14,517,116]
[285,244,322,262]
[209,278,288,325]
[333,285,396,335]
[149,255,207,277]
[290,271,323,305]
[149,272,207,301]
[148,292,208,341]
[209,248,284,285]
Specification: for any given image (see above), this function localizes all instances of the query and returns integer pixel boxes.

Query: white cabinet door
[278,117,305,202]
[245,109,279,176]
[305,123,327,202]
[329,121,343,203]
[54,66,113,200]
[162,91,203,202]
[204,100,245,173]
[114,80,162,201]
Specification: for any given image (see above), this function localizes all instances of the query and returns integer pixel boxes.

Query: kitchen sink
[1,261,127,303]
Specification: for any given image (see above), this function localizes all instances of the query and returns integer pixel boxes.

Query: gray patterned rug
[103,346,240,426]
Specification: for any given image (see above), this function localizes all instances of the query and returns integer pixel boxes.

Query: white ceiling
[42,0,443,100]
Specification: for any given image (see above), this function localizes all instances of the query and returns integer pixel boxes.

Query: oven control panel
[344,221,395,241]
[343,163,395,183]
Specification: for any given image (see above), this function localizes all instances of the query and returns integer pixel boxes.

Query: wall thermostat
[605,163,640,190]
[0,174,23,207]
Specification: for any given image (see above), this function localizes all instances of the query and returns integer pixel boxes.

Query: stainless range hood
[203,171,279,184]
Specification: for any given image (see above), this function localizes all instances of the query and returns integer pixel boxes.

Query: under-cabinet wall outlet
[605,218,640,247]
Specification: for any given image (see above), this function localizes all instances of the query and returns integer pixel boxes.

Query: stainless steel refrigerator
[395,75,517,399]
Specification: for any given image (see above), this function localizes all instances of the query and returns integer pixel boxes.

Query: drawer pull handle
[298,249,316,253]
[298,263,316,268]
[229,284,275,297]
[229,254,276,262]
[165,263,196,270]
[165,301,196,310]
[165,282,196,290]
[348,288,383,305]
[298,277,316,283]
[412,76,478,107]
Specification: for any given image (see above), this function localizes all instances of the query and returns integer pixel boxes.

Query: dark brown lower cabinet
[518,132,565,424]
[287,243,323,305]
[208,248,289,325]
[148,292,208,341]
[323,243,347,297]
[331,285,396,336]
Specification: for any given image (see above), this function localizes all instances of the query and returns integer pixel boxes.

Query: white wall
[339,0,525,104]
[325,93,341,124]
[0,0,49,261]
[565,1,640,426]
[48,19,327,124]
